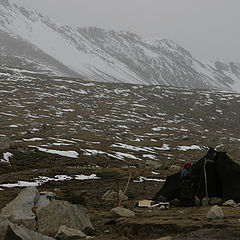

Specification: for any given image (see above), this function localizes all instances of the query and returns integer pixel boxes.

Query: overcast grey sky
[17,0,240,62]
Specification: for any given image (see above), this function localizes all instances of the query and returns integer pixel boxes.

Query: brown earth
[0,73,240,239]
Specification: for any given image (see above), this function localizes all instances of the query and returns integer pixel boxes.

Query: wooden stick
[118,172,131,207]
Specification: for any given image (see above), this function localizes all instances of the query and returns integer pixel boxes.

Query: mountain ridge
[0,0,240,91]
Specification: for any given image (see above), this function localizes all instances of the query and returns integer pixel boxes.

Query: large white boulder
[206,205,224,219]
[0,186,40,229]
[36,199,93,236]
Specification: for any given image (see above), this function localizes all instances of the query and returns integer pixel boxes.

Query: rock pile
[102,189,128,201]
[0,186,93,239]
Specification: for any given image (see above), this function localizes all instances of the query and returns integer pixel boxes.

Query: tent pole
[203,159,208,198]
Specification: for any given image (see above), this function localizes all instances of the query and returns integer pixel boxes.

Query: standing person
[180,162,194,207]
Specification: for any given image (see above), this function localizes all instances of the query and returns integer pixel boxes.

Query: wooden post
[118,172,131,207]
[203,160,208,198]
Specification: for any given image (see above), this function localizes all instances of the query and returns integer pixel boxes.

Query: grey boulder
[210,197,222,205]
[206,205,224,219]
[155,236,172,240]
[169,165,181,172]
[145,160,163,170]
[36,195,51,211]
[110,207,135,218]
[37,199,93,236]
[0,186,40,229]
[55,225,86,239]
[0,220,55,240]
[222,200,237,207]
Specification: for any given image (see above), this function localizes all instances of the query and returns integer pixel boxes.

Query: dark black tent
[154,148,240,203]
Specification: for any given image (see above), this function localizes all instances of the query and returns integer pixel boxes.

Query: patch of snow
[113,152,141,160]
[0,152,13,164]
[134,176,165,183]
[111,143,155,153]
[75,174,100,180]
[143,154,156,160]
[82,149,105,156]
[9,125,18,128]
[177,145,202,151]
[0,181,39,188]
[154,144,171,151]
[0,174,101,189]
[29,146,79,158]
[23,138,44,141]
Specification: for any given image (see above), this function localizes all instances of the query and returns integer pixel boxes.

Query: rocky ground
[1,72,240,239]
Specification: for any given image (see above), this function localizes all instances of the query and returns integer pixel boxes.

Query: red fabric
[183,161,192,170]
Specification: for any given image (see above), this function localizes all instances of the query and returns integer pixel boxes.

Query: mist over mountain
[0,0,240,91]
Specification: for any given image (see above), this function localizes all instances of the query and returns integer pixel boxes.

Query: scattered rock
[40,191,57,199]
[37,199,93,236]
[159,205,166,210]
[223,200,237,207]
[207,205,224,219]
[169,165,181,172]
[55,225,86,239]
[145,160,163,170]
[102,190,128,201]
[0,220,54,240]
[182,135,190,141]
[155,236,172,240]
[40,124,53,132]
[194,196,201,206]
[110,207,135,218]
[0,186,40,230]
[202,197,209,206]
[0,135,11,150]
[170,199,180,207]
[210,197,222,205]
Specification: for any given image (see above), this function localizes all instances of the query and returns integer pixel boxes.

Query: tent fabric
[154,148,240,203]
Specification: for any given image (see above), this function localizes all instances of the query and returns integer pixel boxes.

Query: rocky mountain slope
[1,69,240,167]
[1,70,240,239]
[0,0,240,91]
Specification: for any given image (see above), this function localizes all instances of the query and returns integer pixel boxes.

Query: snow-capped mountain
[0,0,240,91]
